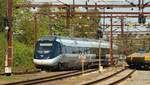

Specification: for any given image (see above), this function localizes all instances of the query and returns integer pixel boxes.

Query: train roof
[38,36,118,49]
[128,53,150,57]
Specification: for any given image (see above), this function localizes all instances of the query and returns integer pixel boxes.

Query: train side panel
[126,53,150,68]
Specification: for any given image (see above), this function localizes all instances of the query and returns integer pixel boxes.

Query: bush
[0,33,7,72]
[13,39,36,72]
[0,33,36,73]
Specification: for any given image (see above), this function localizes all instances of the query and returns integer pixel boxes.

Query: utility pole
[121,17,126,55]
[66,6,71,36]
[70,0,75,37]
[109,14,113,65]
[5,0,13,76]
[103,8,105,32]
[73,0,75,12]
[48,15,52,35]
[99,36,103,72]
[33,15,37,46]
[56,0,71,36]
[121,17,124,37]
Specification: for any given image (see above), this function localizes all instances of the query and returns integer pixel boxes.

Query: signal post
[5,0,13,76]
[79,53,86,75]
[99,37,103,73]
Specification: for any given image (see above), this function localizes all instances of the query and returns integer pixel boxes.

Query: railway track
[109,69,136,85]
[0,70,40,76]
[82,68,136,85]
[3,69,96,85]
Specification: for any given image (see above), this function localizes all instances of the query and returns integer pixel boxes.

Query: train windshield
[36,42,53,54]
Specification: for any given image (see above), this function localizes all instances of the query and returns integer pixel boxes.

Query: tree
[0,0,7,32]
[72,9,100,38]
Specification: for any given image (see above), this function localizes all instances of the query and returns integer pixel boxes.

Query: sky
[34,0,150,5]
[30,0,150,32]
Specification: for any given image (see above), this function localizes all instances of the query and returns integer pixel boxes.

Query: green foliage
[13,8,35,44]
[0,33,7,72]
[0,0,7,16]
[0,0,101,72]
[13,39,36,71]
[38,16,50,37]
[0,0,23,32]
[50,18,66,36]
[0,0,7,32]
[0,33,35,72]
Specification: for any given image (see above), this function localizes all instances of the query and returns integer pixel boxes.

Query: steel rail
[0,70,40,76]
[109,70,136,85]
[82,68,128,85]
[4,69,96,85]
[3,70,79,85]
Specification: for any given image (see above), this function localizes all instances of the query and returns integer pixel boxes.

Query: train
[126,53,150,68]
[33,36,118,70]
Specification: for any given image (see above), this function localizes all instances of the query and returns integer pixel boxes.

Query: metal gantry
[5,1,150,75]
[15,4,150,8]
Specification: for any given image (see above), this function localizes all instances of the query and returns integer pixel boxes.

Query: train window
[83,48,87,53]
[62,45,66,53]
[72,47,77,54]
[65,46,71,53]
[63,46,67,53]
[79,47,83,53]
[69,47,71,53]
[37,43,52,54]
[40,43,52,46]
[86,48,90,54]
[90,48,95,54]
[62,46,72,53]
[79,50,82,54]
[81,47,84,52]
[62,46,92,54]
[57,43,61,54]
[69,47,72,53]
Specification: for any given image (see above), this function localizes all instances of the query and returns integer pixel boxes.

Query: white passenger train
[33,36,118,70]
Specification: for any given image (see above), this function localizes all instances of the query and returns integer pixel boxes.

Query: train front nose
[33,58,58,66]
[33,51,60,66]
[33,40,62,67]
[33,41,56,66]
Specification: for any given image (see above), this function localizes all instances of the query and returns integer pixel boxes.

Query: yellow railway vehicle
[126,53,150,68]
